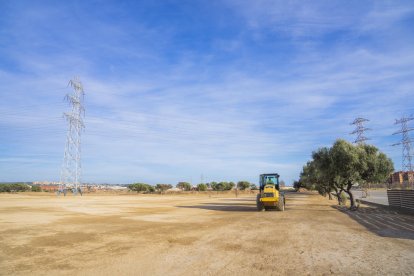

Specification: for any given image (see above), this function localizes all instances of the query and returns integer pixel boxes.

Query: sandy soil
[0,191,413,275]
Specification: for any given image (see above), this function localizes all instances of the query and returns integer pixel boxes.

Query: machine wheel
[277,196,285,211]
[256,194,265,211]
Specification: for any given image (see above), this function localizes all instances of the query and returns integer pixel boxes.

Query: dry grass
[0,192,413,275]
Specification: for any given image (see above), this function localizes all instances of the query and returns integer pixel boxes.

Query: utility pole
[350,118,371,144]
[392,116,414,174]
[59,77,85,196]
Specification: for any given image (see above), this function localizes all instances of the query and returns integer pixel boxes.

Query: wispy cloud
[1,1,413,184]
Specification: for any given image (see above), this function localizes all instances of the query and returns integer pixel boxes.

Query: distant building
[33,181,60,185]
[39,185,59,192]
[390,171,414,184]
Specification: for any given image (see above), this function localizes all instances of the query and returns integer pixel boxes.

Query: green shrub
[31,185,42,192]
[176,182,191,191]
[128,183,154,193]
[155,184,172,193]
[237,181,250,190]
[0,183,30,193]
[197,183,207,191]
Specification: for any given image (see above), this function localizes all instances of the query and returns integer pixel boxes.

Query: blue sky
[1,0,414,185]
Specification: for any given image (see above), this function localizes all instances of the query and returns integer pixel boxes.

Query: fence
[387,190,414,213]
[388,181,414,190]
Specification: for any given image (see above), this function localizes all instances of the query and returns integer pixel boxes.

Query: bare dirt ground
[1,191,413,275]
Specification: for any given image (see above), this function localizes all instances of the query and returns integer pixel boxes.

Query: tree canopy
[176,182,192,191]
[31,185,42,192]
[299,139,394,210]
[0,183,30,193]
[197,183,207,191]
[237,181,250,190]
[128,183,155,193]
[210,182,234,191]
[155,184,173,193]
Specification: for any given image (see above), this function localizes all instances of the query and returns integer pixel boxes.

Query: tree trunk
[346,183,356,210]
[328,192,332,200]
[332,186,341,205]
[339,188,345,206]
[337,193,342,205]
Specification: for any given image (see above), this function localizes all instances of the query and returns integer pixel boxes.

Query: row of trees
[128,181,256,193]
[297,139,394,210]
[0,183,31,193]
[205,181,254,191]
[128,183,173,193]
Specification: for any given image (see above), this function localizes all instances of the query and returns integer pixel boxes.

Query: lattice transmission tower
[350,117,371,144]
[392,116,414,172]
[59,77,85,195]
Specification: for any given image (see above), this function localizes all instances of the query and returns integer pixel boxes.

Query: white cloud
[1,1,414,183]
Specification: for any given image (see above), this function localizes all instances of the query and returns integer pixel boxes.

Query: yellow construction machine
[256,173,285,211]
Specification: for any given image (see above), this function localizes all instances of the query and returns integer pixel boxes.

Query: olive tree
[299,161,320,191]
[299,139,394,210]
[331,140,393,209]
[330,140,362,209]
[128,183,154,193]
[197,183,207,191]
[237,181,250,190]
[176,182,192,191]
[155,184,172,193]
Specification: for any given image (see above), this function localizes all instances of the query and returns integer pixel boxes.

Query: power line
[350,117,371,144]
[392,116,414,172]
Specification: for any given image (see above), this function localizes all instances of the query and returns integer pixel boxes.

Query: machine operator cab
[260,173,280,191]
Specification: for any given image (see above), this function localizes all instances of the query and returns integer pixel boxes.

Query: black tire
[256,194,265,211]
[277,195,285,211]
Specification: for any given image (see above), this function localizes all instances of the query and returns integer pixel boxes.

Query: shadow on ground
[333,205,414,240]
[177,203,257,212]
[218,198,256,202]
[203,202,254,206]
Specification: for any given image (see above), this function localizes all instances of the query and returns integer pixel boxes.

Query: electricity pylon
[350,118,371,144]
[59,77,85,195]
[392,116,414,172]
